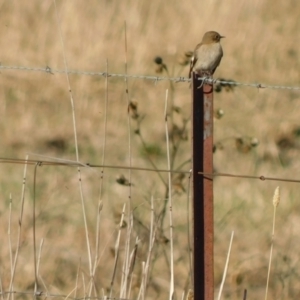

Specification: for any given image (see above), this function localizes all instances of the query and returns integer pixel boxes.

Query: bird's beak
[220,36,225,39]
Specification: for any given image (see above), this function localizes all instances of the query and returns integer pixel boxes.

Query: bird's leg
[197,71,212,89]
[197,71,214,92]
[197,79,205,89]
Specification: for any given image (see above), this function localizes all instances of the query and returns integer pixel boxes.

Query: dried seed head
[173,173,186,194]
[173,106,181,113]
[235,137,251,153]
[214,108,224,119]
[156,230,169,244]
[129,101,139,119]
[178,51,193,66]
[116,174,131,186]
[154,56,167,73]
[129,101,138,111]
[235,137,259,153]
[273,186,280,207]
[213,141,224,153]
[154,56,163,65]
[214,78,237,93]
[251,137,259,147]
[185,51,193,58]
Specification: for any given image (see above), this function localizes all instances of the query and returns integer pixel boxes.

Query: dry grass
[1,0,300,299]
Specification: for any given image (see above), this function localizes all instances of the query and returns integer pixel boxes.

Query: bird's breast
[194,43,223,71]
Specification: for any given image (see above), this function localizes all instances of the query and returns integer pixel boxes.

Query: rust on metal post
[192,73,214,300]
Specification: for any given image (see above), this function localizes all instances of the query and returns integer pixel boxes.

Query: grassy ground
[1,0,300,299]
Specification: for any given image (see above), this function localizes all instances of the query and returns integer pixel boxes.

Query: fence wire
[1,64,300,91]
[0,157,298,184]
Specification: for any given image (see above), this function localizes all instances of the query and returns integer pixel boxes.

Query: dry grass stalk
[121,22,134,299]
[38,274,48,295]
[109,203,126,299]
[185,289,194,300]
[74,259,81,300]
[137,196,156,300]
[8,195,12,281]
[36,239,44,285]
[53,0,93,285]
[0,277,3,300]
[120,213,133,299]
[33,162,40,294]
[126,237,140,299]
[217,231,234,300]
[264,186,280,300]
[81,272,86,297]
[64,283,78,300]
[164,89,175,300]
[123,20,133,212]
[7,155,29,300]
[90,60,109,295]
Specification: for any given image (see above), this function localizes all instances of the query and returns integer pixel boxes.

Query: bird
[189,31,224,78]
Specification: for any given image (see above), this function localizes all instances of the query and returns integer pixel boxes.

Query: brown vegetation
[0,1,300,299]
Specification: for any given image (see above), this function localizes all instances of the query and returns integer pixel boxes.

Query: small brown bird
[189,31,224,78]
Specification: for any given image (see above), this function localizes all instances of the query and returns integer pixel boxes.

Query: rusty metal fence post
[192,74,214,300]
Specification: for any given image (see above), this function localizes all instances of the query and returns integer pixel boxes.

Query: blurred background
[0,0,300,299]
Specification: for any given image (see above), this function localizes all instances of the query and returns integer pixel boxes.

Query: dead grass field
[1,0,300,299]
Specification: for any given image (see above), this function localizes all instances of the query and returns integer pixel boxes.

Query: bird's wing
[188,43,201,78]
[188,57,196,78]
[211,47,223,75]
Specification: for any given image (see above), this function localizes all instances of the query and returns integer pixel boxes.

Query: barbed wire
[0,64,190,83]
[0,157,299,184]
[1,64,300,91]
